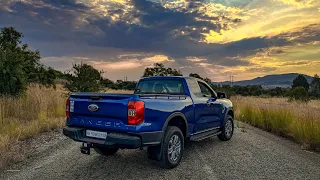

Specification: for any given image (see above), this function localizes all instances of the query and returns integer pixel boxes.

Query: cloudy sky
[1,0,320,81]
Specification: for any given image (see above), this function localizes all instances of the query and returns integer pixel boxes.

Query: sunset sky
[0,0,319,81]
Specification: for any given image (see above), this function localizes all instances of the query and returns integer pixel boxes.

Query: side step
[190,129,221,141]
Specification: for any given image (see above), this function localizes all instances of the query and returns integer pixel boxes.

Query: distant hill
[214,73,313,88]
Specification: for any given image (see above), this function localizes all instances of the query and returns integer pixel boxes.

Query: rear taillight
[128,101,144,125]
[66,98,70,118]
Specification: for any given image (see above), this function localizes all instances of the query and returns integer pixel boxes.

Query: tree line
[1,27,320,102]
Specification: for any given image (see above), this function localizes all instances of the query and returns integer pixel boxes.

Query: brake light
[66,98,70,118]
[128,101,144,125]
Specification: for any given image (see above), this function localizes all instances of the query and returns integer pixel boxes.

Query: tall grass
[232,96,320,150]
[0,85,67,168]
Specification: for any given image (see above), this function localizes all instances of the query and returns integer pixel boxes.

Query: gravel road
[1,122,320,180]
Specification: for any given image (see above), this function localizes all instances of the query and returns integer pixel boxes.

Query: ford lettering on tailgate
[74,118,123,128]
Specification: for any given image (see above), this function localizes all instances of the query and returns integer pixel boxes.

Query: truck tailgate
[68,93,133,131]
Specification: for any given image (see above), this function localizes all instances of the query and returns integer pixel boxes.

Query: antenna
[230,74,234,87]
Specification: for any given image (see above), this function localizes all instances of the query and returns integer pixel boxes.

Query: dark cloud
[215,58,252,66]
[279,24,320,43]
[1,0,318,68]
[225,37,288,53]
[133,0,218,30]
[85,0,224,50]
[0,0,89,45]
[246,66,277,72]
[42,0,87,9]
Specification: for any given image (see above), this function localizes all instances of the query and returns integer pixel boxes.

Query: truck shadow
[67,137,226,179]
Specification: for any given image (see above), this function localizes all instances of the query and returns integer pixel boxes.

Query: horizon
[1,0,319,81]
[216,72,315,83]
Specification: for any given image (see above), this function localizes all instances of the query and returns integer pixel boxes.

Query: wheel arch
[224,107,234,121]
[162,112,189,138]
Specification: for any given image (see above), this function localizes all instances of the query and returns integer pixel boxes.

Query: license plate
[86,130,108,139]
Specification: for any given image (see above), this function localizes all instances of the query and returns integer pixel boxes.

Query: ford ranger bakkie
[63,76,234,169]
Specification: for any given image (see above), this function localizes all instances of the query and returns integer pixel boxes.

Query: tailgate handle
[89,96,101,100]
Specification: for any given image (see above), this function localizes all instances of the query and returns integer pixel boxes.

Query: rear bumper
[63,126,163,149]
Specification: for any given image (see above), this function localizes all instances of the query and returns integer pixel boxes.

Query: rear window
[186,78,201,96]
[135,79,185,94]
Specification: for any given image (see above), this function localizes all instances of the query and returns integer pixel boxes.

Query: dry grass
[232,96,320,151]
[0,85,67,169]
[0,86,133,169]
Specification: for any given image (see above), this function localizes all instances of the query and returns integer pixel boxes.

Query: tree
[101,78,115,89]
[203,77,212,84]
[0,48,26,96]
[292,74,309,91]
[37,66,57,87]
[142,63,182,77]
[189,73,211,84]
[189,73,203,79]
[287,87,309,102]
[310,74,320,97]
[0,27,23,48]
[267,87,288,97]
[0,27,56,96]
[64,63,103,92]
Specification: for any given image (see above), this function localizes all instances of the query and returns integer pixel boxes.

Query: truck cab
[63,76,234,169]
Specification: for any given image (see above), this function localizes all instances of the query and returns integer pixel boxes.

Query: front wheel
[218,115,234,141]
[158,126,184,169]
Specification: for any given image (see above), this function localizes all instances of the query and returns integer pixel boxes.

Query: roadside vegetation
[233,96,320,151]
[0,85,66,168]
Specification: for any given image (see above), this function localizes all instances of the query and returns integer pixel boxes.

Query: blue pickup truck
[63,76,234,168]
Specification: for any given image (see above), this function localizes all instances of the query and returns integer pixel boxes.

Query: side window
[186,79,202,96]
[198,82,214,97]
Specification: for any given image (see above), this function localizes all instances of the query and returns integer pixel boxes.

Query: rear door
[187,79,222,133]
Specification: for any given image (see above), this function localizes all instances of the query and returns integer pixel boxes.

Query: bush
[0,48,26,96]
[287,86,310,102]
[143,63,182,77]
[0,27,57,96]
[64,63,103,92]
[292,74,309,91]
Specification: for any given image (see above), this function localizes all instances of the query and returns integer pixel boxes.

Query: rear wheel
[158,126,184,169]
[93,145,119,155]
[218,115,234,141]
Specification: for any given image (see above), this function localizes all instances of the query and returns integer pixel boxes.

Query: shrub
[64,63,103,92]
[0,27,57,96]
[287,86,310,102]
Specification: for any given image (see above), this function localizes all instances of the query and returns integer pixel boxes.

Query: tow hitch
[80,143,92,155]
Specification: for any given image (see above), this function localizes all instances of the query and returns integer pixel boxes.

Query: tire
[93,145,119,156]
[158,126,184,169]
[218,115,234,141]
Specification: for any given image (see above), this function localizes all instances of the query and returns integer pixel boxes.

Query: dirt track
[1,122,320,180]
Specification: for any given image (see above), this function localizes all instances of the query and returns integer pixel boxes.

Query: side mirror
[217,92,227,99]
